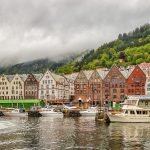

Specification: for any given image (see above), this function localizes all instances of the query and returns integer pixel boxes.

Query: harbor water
[0,116,150,150]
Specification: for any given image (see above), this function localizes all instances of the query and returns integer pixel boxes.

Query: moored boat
[80,107,97,117]
[2,108,28,117]
[39,107,63,117]
[107,95,150,123]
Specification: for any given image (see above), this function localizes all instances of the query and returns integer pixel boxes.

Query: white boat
[107,95,150,123]
[39,107,63,117]
[80,107,97,117]
[63,104,77,110]
[2,108,28,117]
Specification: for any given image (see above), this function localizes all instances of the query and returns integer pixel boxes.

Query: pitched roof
[96,69,109,79]
[51,73,65,82]
[5,75,15,82]
[34,74,43,81]
[83,70,94,80]
[19,74,28,81]
[120,67,135,79]
[64,72,79,80]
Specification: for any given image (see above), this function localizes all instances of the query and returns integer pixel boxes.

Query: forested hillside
[56,23,150,74]
[0,51,89,75]
[0,23,150,75]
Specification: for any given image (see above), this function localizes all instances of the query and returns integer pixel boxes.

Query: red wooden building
[126,65,146,95]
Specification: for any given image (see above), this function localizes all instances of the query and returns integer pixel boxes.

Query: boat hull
[107,113,150,123]
[80,111,96,117]
[3,112,28,117]
[40,112,63,117]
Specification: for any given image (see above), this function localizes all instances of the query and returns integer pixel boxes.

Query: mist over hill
[0,23,150,75]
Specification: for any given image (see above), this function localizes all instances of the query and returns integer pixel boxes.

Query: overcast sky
[0,0,150,66]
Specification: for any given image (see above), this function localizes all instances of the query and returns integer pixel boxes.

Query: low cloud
[0,0,150,66]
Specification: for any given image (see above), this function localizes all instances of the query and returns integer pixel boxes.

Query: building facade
[103,65,126,104]
[126,65,146,95]
[88,70,103,105]
[9,74,26,100]
[24,74,42,99]
[74,70,93,103]
[0,75,11,100]
[39,70,69,102]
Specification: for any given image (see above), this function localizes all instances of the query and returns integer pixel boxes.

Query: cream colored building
[39,70,69,101]
[9,74,27,100]
[0,74,11,100]
[0,74,28,100]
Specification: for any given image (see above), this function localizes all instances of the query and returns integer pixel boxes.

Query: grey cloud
[0,0,150,66]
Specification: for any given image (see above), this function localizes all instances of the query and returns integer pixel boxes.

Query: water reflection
[0,117,150,149]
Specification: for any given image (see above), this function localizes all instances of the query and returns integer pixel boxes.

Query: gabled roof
[64,72,79,80]
[120,67,135,79]
[127,65,146,79]
[41,70,65,82]
[96,69,109,79]
[19,74,28,81]
[34,74,43,81]
[83,70,94,80]
[104,65,126,80]
[5,75,15,82]
[51,73,65,82]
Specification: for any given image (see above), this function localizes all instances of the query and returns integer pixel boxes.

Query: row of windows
[41,85,55,89]
[0,86,22,90]
[25,91,37,95]
[41,90,55,94]
[42,80,53,84]
[125,110,148,115]
[25,86,37,90]
[0,82,7,85]
[12,90,22,95]
[104,89,125,93]
[128,89,145,94]
[113,95,124,99]
[0,87,8,90]
[0,91,23,95]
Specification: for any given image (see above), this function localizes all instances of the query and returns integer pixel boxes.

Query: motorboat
[80,107,97,117]
[39,107,63,117]
[2,108,27,117]
[107,95,150,123]
[63,104,77,110]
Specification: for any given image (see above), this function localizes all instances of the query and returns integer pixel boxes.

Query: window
[145,101,148,106]
[137,111,141,114]
[120,89,124,93]
[130,111,135,114]
[113,95,117,98]
[113,89,117,93]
